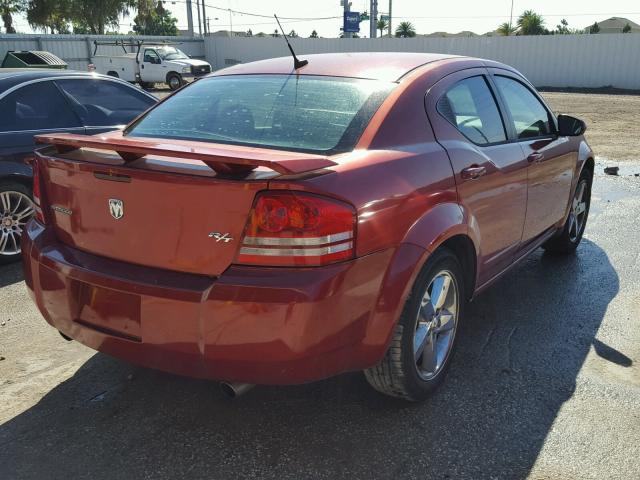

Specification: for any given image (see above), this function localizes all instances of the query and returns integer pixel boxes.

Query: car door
[55,78,157,135]
[0,80,84,170]
[489,70,576,245]
[140,49,166,83]
[426,68,528,286]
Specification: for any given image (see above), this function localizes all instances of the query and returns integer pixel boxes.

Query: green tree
[376,18,388,37]
[71,0,133,35]
[556,18,570,34]
[623,23,631,33]
[517,10,545,35]
[132,0,177,35]
[245,28,252,37]
[589,22,600,34]
[309,29,318,38]
[26,0,73,33]
[272,29,279,37]
[1,0,25,33]
[395,21,416,38]
[288,29,297,37]
[497,22,517,36]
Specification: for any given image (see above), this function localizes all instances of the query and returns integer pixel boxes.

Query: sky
[10,0,640,38]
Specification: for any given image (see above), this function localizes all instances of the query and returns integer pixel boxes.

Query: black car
[0,69,157,263]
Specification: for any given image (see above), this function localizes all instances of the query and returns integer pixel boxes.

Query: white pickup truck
[91,41,212,91]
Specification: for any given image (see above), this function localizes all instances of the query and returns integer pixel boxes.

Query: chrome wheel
[0,190,35,256]
[568,179,588,242]
[414,270,459,380]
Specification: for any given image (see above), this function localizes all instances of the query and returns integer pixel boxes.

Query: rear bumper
[22,221,398,384]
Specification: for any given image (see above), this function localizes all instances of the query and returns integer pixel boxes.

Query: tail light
[32,159,46,224]
[236,191,356,267]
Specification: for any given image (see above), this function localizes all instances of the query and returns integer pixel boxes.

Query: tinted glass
[126,75,394,154]
[0,81,80,131]
[144,49,160,63]
[437,76,506,145]
[494,76,553,139]
[56,79,156,127]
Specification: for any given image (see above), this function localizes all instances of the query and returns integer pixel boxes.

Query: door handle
[527,152,544,163]
[461,165,487,180]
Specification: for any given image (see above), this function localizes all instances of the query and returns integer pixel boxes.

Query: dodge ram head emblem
[108,199,124,219]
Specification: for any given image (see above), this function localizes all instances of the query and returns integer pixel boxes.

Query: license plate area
[73,283,141,342]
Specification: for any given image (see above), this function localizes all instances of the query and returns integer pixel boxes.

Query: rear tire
[543,168,592,254]
[0,182,34,264]
[364,248,465,401]
[167,73,182,91]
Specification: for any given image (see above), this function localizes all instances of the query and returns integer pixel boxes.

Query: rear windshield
[125,74,395,154]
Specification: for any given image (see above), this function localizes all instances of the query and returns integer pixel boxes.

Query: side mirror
[557,114,586,136]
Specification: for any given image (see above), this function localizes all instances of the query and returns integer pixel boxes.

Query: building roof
[585,17,640,31]
[213,52,462,82]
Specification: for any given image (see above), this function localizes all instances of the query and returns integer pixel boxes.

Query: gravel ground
[1,93,639,479]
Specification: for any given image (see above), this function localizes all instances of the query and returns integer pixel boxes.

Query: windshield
[125,74,395,154]
[157,47,189,60]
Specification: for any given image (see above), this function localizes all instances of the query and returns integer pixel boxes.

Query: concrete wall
[0,34,205,72]
[204,34,640,89]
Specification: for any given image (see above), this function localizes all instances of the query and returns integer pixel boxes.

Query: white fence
[205,34,640,90]
[0,34,205,72]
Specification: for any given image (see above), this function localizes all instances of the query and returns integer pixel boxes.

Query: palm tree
[395,21,416,38]
[376,18,388,37]
[309,29,318,38]
[497,22,517,36]
[0,0,23,33]
[517,10,545,35]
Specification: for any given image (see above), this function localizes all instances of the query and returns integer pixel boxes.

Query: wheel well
[438,234,477,299]
[166,71,180,81]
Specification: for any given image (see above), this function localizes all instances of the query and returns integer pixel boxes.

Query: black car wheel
[0,182,35,264]
[167,73,183,91]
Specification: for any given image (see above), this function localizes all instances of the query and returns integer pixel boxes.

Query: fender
[559,138,594,225]
[360,202,480,366]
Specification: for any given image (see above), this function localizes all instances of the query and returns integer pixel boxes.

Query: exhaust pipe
[220,382,255,398]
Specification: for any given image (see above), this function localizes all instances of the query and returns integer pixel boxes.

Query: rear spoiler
[34,133,336,175]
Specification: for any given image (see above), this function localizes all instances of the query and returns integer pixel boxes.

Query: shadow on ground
[0,261,23,288]
[0,240,622,479]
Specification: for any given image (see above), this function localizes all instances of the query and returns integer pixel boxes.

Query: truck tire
[106,71,119,78]
[167,73,182,91]
[364,248,465,401]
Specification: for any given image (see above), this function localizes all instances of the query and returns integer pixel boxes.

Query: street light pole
[370,0,378,38]
[343,0,351,39]
[388,0,392,37]
[186,0,194,36]
[201,0,207,36]
[509,0,514,34]
[195,0,202,36]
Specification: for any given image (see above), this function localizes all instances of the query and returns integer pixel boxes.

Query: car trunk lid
[34,133,335,276]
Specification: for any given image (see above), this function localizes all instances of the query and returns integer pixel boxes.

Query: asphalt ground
[1,91,639,479]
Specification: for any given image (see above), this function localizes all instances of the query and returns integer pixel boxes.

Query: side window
[144,49,160,64]
[437,76,507,145]
[55,79,156,126]
[0,81,81,131]
[494,76,553,139]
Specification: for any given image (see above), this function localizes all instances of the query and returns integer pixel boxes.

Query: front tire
[364,248,465,401]
[0,182,35,264]
[167,73,182,91]
[543,168,592,254]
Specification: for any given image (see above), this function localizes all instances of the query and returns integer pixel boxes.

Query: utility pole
[195,0,202,36]
[370,0,378,38]
[201,0,207,36]
[509,0,514,34]
[343,0,351,39]
[388,0,392,37]
[229,8,233,37]
[186,0,194,36]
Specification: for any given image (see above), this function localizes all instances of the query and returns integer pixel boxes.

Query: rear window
[125,74,395,154]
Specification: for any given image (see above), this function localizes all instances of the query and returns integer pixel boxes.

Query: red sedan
[23,53,593,401]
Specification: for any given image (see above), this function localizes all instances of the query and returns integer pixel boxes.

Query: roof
[583,17,640,31]
[0,69,127,93]
[213,52,460,82]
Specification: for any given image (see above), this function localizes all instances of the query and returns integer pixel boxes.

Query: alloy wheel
[568,179,588,242]
[413,270,459,380]
[0,190,35,256]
